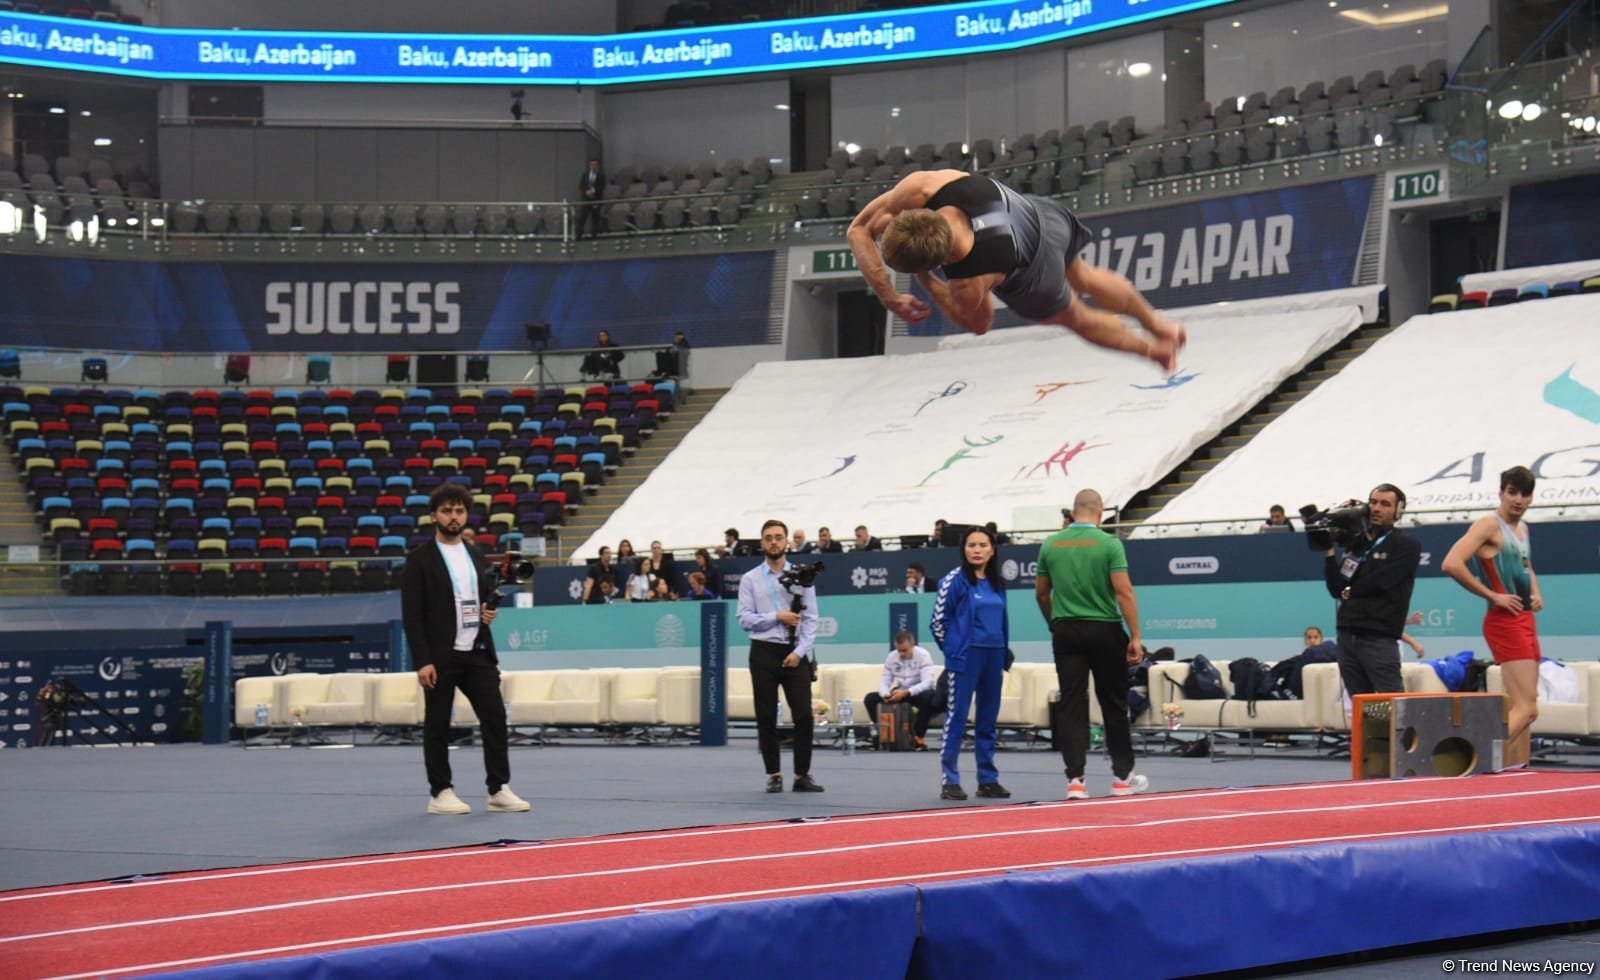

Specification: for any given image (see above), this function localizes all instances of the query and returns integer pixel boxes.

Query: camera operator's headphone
[1371,483,1407,518]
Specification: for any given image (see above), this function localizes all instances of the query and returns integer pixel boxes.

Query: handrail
[1490,0,1595,94]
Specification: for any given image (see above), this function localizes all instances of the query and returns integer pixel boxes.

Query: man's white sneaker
[486,786,531,812]
[428,788,471,815]
[1066,778,1089,800]
[1110,773,1150,796]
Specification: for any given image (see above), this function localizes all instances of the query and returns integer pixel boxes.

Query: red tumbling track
[5,770,1600,979]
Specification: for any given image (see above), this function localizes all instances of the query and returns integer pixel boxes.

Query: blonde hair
[881,210,952,273]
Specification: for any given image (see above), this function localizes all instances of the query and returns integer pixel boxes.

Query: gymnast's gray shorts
[992,197,1094,321]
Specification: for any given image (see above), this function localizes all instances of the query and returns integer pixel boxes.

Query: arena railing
[1,95,1594,264]
[0,343,687,392]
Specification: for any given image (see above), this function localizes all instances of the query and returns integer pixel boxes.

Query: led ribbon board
[0,0,1234,85]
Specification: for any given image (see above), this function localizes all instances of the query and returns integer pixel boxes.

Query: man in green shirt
[1034,488,1149,800]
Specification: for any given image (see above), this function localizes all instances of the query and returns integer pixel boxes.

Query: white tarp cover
[1150,294,1600,527]
[576,303,1362,558]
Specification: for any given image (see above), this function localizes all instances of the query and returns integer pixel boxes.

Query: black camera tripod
[36,678,144,747]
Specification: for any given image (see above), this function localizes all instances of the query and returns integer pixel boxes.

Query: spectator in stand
[652,330,690,379]
[580,329,624,381]
[864,630,939,750]
[791,529,814,554]
[649,540,679,593]
[815,527,844,553]
[583,546,616,603]
[587,577,618,605]
[459,527,477,547]
[685,571,718,600]
[625,557,658,602]
[576,158,605,240]
[1260,505,1295,533]
[905,562,927,594]
[649,577,676,602]
[693,548,720,597]
[929,518,948,547]
[853,525,883,551]
[615,539,637,589]
[983,521,1011,547]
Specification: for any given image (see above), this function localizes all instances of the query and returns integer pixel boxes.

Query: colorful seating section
[1430,276,1600,311]
[3,379,679,596]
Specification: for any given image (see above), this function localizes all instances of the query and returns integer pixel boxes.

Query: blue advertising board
[909,177,1375,334]
[0,1,1237,85]
[1504,174,1600,269]
[0,253,773,353]
[0,625,392,748]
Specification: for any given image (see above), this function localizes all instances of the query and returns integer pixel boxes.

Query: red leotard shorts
[1482,608,1541,664]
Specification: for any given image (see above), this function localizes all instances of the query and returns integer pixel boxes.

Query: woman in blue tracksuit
[929,526,1010,801]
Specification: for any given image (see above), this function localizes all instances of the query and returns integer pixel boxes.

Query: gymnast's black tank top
[925,176,1037,280]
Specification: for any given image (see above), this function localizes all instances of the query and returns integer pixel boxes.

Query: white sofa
[1148,659,1339,731]
[1488,661,1600,737]
[369,672,426,727]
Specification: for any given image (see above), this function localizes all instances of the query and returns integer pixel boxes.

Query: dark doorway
[12,100,71,169]
[836,290,886,358]
[1429,211,1502,297]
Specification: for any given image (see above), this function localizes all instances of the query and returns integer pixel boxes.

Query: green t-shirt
[1037,524,1128,622]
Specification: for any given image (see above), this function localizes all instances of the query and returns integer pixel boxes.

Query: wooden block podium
[1351,693,1508,779]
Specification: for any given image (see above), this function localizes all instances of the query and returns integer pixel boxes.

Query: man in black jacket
[576,159,605,239]
[1321,483,1421,696]
[401,483,529,815]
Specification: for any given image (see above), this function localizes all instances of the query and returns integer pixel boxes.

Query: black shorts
[993,197,1093,321]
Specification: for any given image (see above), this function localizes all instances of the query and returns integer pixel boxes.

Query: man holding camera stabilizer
[401,483,530,816]
[736,519,825,794]
[1309,484,1422,698]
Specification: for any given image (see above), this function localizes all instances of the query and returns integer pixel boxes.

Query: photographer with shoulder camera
[1312,484,1422,697]
[401,483,529,816]
[736,519,824,794]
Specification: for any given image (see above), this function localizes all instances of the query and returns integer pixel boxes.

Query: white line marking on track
[41,811,1599,980]
[7,782,1596,947]
[0,770,1551,905]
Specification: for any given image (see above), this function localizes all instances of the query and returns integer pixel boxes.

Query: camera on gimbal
[778,561,824,590]
[1299,502,1371,553]
[483,551,535,610]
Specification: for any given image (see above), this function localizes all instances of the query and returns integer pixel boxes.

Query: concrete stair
[0,446,58,596]
[550,386,729,560]
[1120,320,1398,525]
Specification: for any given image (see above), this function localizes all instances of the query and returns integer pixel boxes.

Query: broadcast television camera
[1298,502,1371,553]
[483,551,535,610]
[778,561,824,590]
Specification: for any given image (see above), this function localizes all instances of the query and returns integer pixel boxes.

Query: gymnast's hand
[886,293,931,322]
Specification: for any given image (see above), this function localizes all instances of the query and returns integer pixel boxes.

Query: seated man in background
[863,630,939,751]
[791,528,814,554]
[905,562,927,594]
[1259,505,1295,533]
[815,527,844,553]
[853,524,883,551]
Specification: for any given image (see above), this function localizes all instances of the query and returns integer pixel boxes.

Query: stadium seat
[1427,294,1458,313]
[1457,291,1488,309]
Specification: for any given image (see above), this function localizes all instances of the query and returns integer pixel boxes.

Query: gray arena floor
[1,737,1594,977]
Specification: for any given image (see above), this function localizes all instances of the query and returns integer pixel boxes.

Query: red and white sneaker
[1066,777,1088,800]
[1110,773,1150,796]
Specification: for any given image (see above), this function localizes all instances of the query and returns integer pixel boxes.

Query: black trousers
[575,202,601,238]
[749,639,813,776]
[1051,619,1136,780]
[1337,629,1404,696]
[864,689,938,736]
[422,655,510,797]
